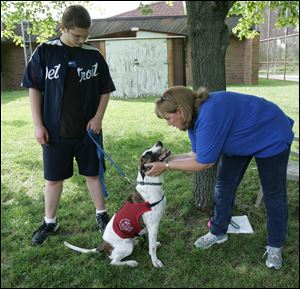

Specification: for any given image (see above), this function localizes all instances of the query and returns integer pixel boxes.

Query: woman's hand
[145,162,168,177]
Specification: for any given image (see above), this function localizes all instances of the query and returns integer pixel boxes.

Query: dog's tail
[64,241,98,254]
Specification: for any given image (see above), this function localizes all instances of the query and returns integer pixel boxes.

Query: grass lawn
[1,79,299,288]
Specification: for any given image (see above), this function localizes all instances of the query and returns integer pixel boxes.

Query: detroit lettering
[45,63,99,82]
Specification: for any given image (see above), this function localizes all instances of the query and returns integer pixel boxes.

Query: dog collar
[136,181,162,186]
[148,195,165,208]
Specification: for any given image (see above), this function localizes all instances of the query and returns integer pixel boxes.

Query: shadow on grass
[2,120,29,128]
[1,89,28,104]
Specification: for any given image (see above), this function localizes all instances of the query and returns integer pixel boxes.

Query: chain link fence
[258,9,299,82]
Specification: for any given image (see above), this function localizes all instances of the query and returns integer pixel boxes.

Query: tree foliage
[228,1,299,39]
[1,1,299,46]
[1,1,88,46]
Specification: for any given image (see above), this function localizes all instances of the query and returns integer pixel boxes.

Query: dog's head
[139,141,171,179]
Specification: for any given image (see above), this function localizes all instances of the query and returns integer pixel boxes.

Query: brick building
[1,1,259,92]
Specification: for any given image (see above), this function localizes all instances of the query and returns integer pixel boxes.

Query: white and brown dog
[64,141,170,267]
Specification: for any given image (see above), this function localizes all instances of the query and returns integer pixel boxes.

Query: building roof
[89,1,187,39]
[88,1,239,39]
[89,15,239,39]
[90,15,188,38]
[112,1,185,17]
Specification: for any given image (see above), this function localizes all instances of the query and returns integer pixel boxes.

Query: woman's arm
[165,152,196,162]
[146,153,215,176]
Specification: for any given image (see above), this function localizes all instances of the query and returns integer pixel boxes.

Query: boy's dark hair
[62,5,91,29]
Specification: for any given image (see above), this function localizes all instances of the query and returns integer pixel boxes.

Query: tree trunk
[192,165,217,211]
[186,1,235,210]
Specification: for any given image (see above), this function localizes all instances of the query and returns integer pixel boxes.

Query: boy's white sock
[44,217,57,224]
[96,209,106,215]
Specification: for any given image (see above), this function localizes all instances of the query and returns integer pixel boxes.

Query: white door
[105,38,168,98]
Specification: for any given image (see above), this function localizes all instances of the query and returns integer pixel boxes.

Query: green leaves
[228,1,299,40]
[270,1,299,28]
[1,1,88,46]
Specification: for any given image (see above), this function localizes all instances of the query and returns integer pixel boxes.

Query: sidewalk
[259,74,299,82]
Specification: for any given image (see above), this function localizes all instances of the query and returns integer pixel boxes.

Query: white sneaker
[194,232,228,249]
[263,246,282,270]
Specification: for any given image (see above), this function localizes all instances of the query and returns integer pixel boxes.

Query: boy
[22,5,116,245]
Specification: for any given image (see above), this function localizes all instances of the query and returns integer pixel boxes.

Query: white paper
[227,215,254,234]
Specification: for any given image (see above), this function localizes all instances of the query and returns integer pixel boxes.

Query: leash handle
[87,128,127,178]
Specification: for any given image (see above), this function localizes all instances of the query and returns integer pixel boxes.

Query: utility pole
[20,2,32,66]
[21,20,33,66]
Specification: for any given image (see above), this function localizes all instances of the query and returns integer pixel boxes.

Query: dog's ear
[127,190,145,203]
[139,158,146,179]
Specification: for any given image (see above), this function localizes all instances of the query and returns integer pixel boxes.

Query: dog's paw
[126,260,139,267]
[152,258,164,268]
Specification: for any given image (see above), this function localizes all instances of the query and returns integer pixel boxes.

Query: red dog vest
[113,202,152,239]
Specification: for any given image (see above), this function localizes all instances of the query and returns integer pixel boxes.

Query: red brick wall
[225,35,259,84]
[243,35,259,84]
[225,37,245,84]
[1,43,27,90]
[186,35,259,86]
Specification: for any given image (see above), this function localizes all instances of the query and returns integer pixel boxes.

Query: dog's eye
[141,151,153,163]
[143,151,152,158]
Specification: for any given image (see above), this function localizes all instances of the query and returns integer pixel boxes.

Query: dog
[64,141,170,267]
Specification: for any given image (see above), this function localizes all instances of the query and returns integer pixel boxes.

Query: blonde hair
[155,86,209,130]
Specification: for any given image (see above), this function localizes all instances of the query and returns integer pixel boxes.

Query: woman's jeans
[210,146,290,248]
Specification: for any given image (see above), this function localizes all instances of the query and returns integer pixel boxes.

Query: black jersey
[22,38,116,143]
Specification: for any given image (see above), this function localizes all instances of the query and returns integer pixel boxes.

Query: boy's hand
[35,125,49,144]
[87,117,102,134]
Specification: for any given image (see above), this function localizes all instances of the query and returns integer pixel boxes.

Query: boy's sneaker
[194,231,228,249]
[263,246,282,270]
[96,212,109,233]
[31,220,59,246]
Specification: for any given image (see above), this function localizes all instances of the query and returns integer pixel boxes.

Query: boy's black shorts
[42,133,100,181]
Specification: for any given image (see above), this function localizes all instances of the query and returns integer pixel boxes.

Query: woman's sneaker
[263,246,282,270]
[31,220,59,246]
[96,212,109,233]
[194,231,228,249]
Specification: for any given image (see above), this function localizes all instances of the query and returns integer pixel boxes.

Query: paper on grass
[227,215,254,234]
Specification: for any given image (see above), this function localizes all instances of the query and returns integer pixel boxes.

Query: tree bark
[186,1,235,210]
[192,165,217,211]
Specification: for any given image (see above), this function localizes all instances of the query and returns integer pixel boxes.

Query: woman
[146,86,294,270]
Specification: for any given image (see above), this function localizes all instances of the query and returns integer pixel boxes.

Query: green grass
[1,79,299,288]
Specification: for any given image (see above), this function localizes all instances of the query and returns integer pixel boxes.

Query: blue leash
[87,129,133,197]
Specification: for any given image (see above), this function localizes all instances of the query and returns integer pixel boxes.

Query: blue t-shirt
[188,91,294,164]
